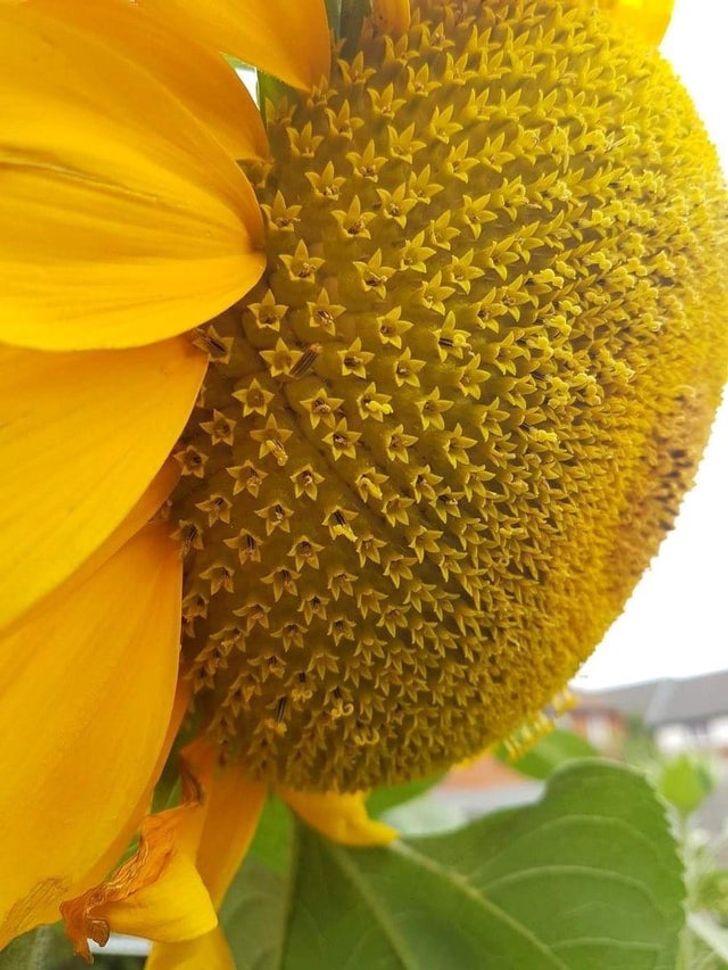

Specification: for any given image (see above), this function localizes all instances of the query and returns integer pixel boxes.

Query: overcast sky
[575,0,728,691]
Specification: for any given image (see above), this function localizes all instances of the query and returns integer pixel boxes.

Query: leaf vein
[392,841,570,970]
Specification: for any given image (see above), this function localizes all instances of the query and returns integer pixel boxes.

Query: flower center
[171,0,728,791]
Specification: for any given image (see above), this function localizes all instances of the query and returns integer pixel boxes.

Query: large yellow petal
[57,459,183,607]
[0,525,182,946]
[140,0,331,91]
[0,3,265,351]
[36,0,268,162]
[73,677,193,898]
[280,790,398,846]
[372,0,411,35]
[0,338,205,631]
[34,483,190,944]
[599,0,675,44]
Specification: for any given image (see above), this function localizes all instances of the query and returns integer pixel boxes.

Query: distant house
[439,670,728,818]
[571,669,728,754]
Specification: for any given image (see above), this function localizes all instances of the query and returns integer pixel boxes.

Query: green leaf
[496,728,599,780]
[657,754,718,817]
[0,925,147,969]
[257,73,287,125]
[0,926,147,970]
[367,773,445,817]
[249,795,294,874]
[0,927,54,970]
[222,761,684,969]
[383,794,469,837]
[221,858,290,970]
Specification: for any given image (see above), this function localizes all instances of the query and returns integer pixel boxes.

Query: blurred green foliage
[657,752,718,817]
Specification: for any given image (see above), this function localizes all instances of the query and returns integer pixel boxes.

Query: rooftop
[575,669,728,726]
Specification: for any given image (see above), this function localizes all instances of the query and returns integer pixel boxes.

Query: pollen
[171,0,728,791]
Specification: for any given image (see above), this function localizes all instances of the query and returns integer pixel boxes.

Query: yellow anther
[195,494,232,527]
[226,461,267,498]
[224,529,264,566]
[249,413,293,465]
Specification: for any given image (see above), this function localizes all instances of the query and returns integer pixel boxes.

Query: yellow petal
[194,769,267,908]
[0,338,205,632]
[372,0,411,35]
[146,928,235,970]
[62,807,217,961]
[0,2,265,350]
[75,677,193,897]
[280,790,398,846]
[180,741,267,908]
[36,0,268,162]
[11,561,190,931]
[0,525,182,946]
[599,0,675,44]
[141,0,331,91]
[62,681,196,957]
[146,742,267,970]
[58,459,183,605]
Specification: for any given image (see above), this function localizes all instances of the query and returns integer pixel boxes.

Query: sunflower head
[169,0,728,792]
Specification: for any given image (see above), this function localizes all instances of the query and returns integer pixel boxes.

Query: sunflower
[1,0,726,966]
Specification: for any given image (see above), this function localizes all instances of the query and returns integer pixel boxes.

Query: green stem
[340,0,371,52]
[325,0,343,34]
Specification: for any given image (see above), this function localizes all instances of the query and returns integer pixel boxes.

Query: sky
[574,0,728,692]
